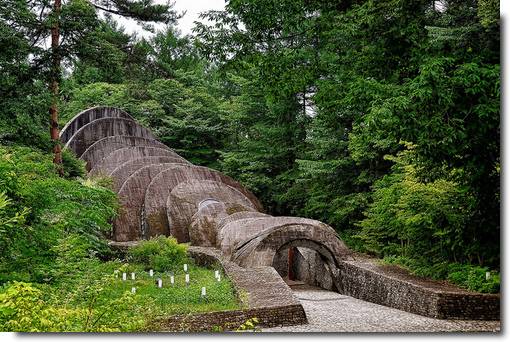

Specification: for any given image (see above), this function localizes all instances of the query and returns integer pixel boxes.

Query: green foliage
[358,145,476,265]
[0,146,117,283]
[62,148,86,179]
[0,281,77,332]
[446,264,500,293]
[236,317,260,332]
[128,236,189,272]
[197,0,499,279]
[383,256,500,294]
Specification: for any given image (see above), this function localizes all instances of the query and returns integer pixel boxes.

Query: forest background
[0,0,501,310]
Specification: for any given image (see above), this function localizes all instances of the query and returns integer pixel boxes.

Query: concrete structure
[61,107,500,328]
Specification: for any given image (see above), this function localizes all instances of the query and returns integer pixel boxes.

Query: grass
[105,263,240,316]
[21,258,241,331]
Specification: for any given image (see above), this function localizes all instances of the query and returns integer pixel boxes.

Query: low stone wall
[154,305,305,332]
[334,258,500,320]
[153,246,307,331]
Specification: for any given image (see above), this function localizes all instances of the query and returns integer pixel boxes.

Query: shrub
[358,144,477,266]
[0,281,80,332]
[128,236,189,271]
[0,145,118,282]
[447,264,500,293]
[62,148,86,179]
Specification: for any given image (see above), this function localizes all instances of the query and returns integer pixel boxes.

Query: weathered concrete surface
[110,156,188,192]
[60,106,133,144]
[219,216,350,266]
[262,286,500,332]
[216,211,270,229]
[81,135,169,171]
[165,180,256,242]
[64,106,500,324]
[231,219,351,268]
[143,166,263,242]
[89,146,188,176]
[65,117,156,157]
[114,163,187,241]
[189,202,256,247]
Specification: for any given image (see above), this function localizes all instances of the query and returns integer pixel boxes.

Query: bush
[447,264,500,293]
[128,236,189,272]
[0,281,81,332]
[62,148,86,179]
[358,144,477,266]
[383,256,500,294]
[0,145,118,283]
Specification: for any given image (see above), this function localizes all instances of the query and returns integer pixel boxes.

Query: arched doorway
[272,239,339,291]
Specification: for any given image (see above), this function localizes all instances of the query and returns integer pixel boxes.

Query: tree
[2,0,179,172]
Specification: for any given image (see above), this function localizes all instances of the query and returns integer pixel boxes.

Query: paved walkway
[262,285,500,333]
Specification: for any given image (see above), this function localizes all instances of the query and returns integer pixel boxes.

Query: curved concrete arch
[216,211,271,231]
[89,146,188,176]
[114,163,187,241]
[229,218,350,267]
[60,106,133,144]
[188,202,255,247]
[81,135,169,171]
[218,217,317,256]
[189,202,230,247]
[110,156,189,192]
[143,166,263,243]
[165,180,256,242]
[65,117,156,157]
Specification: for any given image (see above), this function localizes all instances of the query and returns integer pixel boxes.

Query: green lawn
[2,258,240,332]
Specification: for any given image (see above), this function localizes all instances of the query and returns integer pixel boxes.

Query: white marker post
[486,271,491,280]
[217,274,221,282]
[131,287,136,294]
[149,269,154,277]
[201,287,206,298]
[131,272,136,280]
[184,264,188,273]
[214,270,219,279]
[122,272,127,281]
[185,273,190,287]
[170,275,175,286]
[158,278,163,288]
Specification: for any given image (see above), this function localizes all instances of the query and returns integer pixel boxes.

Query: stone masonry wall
[153,305,306,332]
[152,246,307,331]
[334,259,500,320]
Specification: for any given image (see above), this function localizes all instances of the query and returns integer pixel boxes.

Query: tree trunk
[50,0,63,175]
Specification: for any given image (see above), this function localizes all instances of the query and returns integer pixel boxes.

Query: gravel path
[262,286,500,333]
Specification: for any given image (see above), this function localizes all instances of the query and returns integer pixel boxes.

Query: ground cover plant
[0,3,500,331]
[0,147,239,332]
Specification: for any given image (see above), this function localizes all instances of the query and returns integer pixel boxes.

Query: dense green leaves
[0,0,500,297]
[196,0,500,280]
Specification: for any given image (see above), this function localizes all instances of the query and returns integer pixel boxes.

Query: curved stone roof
[81,135,169,171]
[60,106,133,144]
[165,180,256,242]
[143,165,263,242]
[62,106,352,270]
[115,163,187,241]
[89,146,188,176]
[110,156,188,191]
[230,219,350,268]
[65,117,156,157]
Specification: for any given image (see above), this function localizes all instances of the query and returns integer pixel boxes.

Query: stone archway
[272,239,340,291]
[230,219,350,267]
